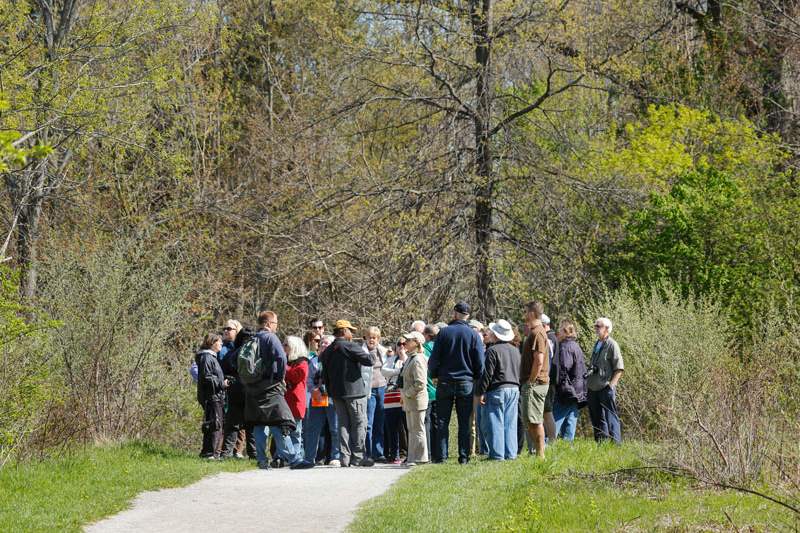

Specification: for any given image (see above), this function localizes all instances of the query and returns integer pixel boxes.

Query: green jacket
[423,341,437,401]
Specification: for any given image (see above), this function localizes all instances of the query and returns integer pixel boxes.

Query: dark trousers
[588,386,622,443]
[200,398,224,458]
[435,381,474,463]
[383,407,405,461]
[222,424,255,458]
[425,400,441,462]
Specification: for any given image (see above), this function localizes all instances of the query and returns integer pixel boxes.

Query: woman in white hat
[475,319,522,460]
[399,331,429,465]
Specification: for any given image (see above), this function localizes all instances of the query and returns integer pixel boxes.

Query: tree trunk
[471,0,496,321]
[17,165,46,299]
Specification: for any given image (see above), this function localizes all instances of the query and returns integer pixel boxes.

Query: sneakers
[257,461,270,470]
[358,457,375,467]
[234,452,245,459]
[328,459,341,467]
[375,456,388,463]
[391,458,402,465]
[290,461,314,470]
[270,458,286,469]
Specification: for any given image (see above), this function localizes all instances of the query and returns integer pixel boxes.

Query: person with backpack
[321,319,374,467]
[220,327,256,459]
[552,319,587,441]
[196,333,228,459]
[241,310,296,470]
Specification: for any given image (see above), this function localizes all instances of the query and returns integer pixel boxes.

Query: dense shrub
[584,283,799,513]
[30,240,194,450]
[581,283,733,439]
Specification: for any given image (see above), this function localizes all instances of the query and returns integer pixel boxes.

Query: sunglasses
[223,327,236,331]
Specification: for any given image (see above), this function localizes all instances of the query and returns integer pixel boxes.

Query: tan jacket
[401,352,428,412]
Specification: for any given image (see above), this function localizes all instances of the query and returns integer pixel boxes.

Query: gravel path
[84,463,407,533]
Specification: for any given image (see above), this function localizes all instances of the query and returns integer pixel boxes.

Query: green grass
[349,440,792,532]
[0,441,253,532]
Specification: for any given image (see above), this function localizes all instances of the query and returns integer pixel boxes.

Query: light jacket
[401,351,428,412]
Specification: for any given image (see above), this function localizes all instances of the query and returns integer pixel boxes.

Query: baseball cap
[334,319,358,331]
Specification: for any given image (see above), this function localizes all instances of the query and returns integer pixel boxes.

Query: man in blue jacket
[428,302,485,464]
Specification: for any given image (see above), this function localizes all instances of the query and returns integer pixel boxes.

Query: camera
[583,365,598,380]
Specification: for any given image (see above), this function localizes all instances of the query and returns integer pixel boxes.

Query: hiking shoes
[270,458,286,469]
[290,461,314,470]
[257,461,270,470]
[358,457,375,467]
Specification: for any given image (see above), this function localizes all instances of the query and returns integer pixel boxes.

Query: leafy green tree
[595,105,800,326]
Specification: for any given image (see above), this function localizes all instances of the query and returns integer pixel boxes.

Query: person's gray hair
[285,335,309,362]
[597,317,613,333]
[434,322,448,330]
[410,320,426,333]
[423,324,439,337]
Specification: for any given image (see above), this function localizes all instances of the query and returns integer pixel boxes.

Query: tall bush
[33,239,191,449]
[582,282,733,440]
[0,266,55,464]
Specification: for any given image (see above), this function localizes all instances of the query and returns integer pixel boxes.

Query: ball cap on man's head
[334,319,358,331]
[454,301,471,314]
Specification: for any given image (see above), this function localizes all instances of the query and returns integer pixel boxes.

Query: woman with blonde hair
[272,335,309,467]
[400,331,429,466]
[362,326,388,461]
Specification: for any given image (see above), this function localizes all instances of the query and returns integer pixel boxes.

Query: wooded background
[1,1,799,504]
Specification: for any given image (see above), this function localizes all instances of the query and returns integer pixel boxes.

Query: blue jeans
[553,399,579,441]
[254,425,269,465]
[435,380,474,463]
[303,403,340,463]
[588,386,622,443]
[475,401,488,454]
[366,386,385,458]
[270,418,303,465]
[480,387,519,460]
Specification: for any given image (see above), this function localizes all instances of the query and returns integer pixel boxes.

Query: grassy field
[0,441,253,532]
[348,440,792,532]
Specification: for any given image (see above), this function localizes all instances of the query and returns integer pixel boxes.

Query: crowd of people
[191,301,624,468]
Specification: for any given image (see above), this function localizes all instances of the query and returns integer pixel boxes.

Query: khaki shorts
[521,382,549,425]
[544,383,555,413]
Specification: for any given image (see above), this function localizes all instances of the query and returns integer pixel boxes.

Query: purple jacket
[554,337,587,405]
